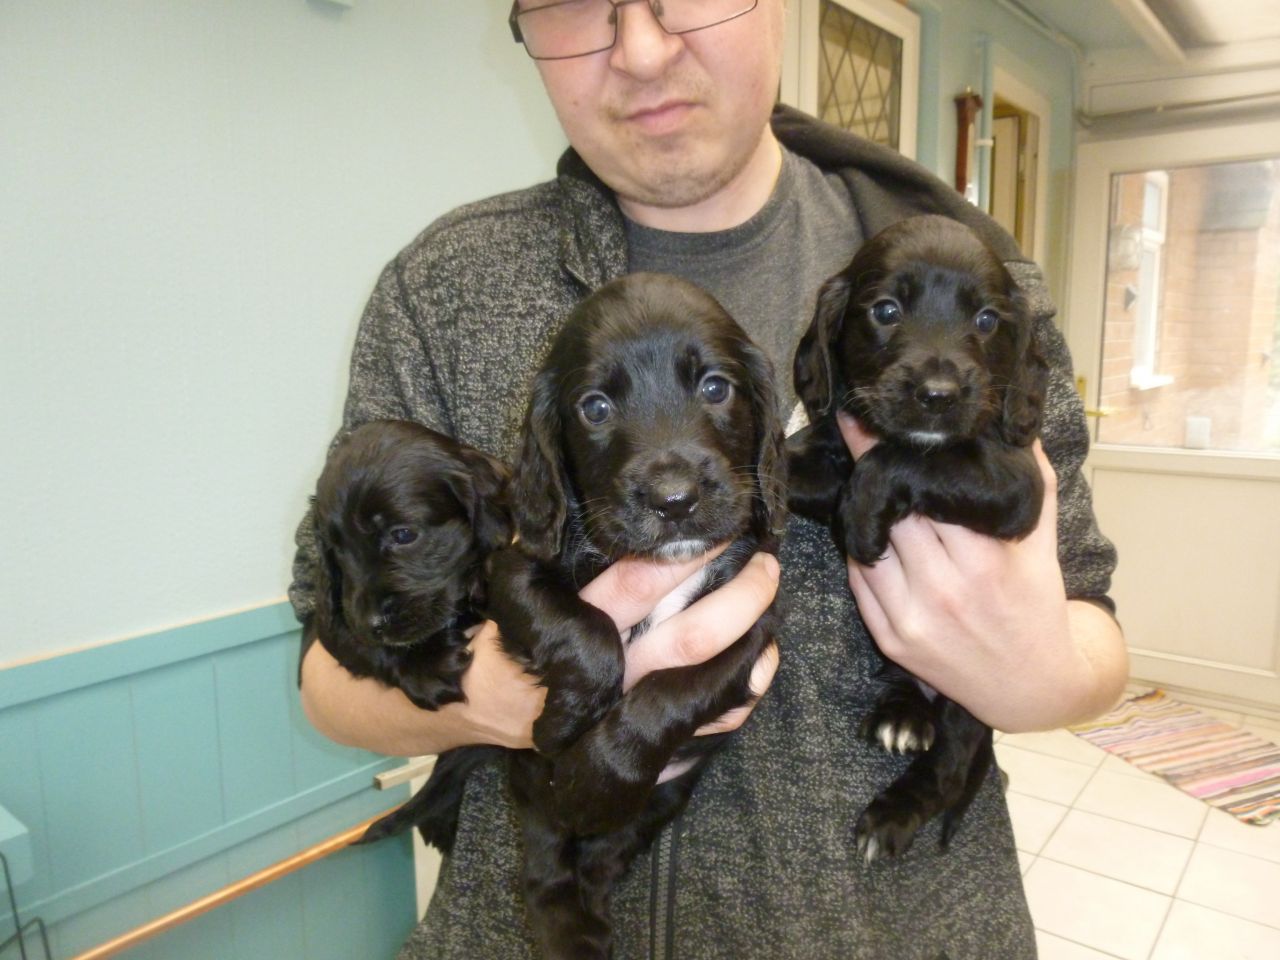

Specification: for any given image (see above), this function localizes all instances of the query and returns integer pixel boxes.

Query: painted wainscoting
[0,603,418,959]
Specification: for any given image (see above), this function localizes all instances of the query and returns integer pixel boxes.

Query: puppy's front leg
[550,623,770,835]
[909,441,1045,541]
[784,414,854,524]
[390,629,473,710]
[839,445,910,565]
[486,547,625,756]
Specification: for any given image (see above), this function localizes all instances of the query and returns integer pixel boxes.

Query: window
[1127,171,1170,389]
[1096,159,1280,452]
[782,0,920,159]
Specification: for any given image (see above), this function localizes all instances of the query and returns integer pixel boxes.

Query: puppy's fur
[372,274,785,960]
[307,420,511,710]
[787,215,1048,861]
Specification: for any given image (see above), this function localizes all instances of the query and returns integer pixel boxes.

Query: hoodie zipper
[649,814,683,960]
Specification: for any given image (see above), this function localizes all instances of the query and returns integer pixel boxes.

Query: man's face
[529,0,786,217]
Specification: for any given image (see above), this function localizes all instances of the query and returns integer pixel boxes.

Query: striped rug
[1071,690,1280,825]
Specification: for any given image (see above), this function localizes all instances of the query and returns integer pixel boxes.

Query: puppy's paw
[398,641,471,710]
[854,797,926,863]
[847,524,891,567]
[399,673,467,711]
[861,702,935,755]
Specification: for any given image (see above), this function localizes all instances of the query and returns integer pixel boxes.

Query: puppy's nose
[369,597,395,633]
[915,379,959,411]
[645,479,700,520]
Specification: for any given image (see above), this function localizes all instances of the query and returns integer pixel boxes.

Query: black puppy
[307,419,511,710]
[787,214,1049,861]
[372,273,785,960]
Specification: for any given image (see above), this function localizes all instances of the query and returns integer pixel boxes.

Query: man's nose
[609,1,683,80]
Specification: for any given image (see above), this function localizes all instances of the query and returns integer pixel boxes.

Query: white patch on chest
[637,564,711,636]
[907,430,950,445]
[785,401,810,438]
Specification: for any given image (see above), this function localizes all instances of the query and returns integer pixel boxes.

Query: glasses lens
[516,0,617,60]
[515,0,759,60]
[653,0,758,35]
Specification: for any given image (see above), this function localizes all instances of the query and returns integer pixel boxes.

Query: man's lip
[623,100,696,131]
[625,99,691,119]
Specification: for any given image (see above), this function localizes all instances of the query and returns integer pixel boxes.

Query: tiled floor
[998,696,1280,960]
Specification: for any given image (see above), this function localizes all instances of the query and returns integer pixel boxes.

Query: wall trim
[18,764,399,929]
[0,601,299,710]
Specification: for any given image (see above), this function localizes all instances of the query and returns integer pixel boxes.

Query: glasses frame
[508,0,760,61]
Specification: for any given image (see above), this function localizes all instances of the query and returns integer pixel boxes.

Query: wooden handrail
[68,808,401,960]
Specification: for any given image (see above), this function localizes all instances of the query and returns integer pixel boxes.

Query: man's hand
[836,412,1127,732]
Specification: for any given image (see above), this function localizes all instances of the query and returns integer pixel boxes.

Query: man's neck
[618,128,783,234]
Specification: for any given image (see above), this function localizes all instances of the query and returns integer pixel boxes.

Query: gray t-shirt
[626,148,863,410]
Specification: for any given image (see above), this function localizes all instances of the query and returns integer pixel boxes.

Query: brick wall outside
[1095,162,1280,452]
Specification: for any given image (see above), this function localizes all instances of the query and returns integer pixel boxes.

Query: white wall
[0,0,566,663]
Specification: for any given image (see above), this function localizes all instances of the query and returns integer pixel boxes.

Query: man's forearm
[1060,598,1129,725]
[989,599,1128,734]
[299,629,545,757]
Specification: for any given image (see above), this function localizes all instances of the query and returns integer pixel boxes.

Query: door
[990,65,1049,262]
[1066,118,1280,711]
[780,0,920,160]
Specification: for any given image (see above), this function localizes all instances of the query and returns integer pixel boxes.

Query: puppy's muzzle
[913,375,962,412]
[643,471,701,521]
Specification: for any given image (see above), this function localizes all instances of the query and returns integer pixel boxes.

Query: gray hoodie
[291,106,1116,960]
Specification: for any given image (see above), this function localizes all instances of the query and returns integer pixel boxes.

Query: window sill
[1130,371,1174,391]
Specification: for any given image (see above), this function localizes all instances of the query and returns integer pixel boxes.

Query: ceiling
[1011,0,1280,58]
[1145,0,1280,48]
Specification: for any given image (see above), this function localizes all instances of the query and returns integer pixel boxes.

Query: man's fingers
[693,641,779,736]
[580,543,728,632]
[623,552,780,689]
[1028,439,1060,549]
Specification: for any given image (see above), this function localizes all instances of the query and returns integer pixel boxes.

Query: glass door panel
[1096,159,1280,455]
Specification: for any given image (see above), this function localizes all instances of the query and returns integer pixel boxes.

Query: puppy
[307,419,511,710]
[787,214,1049,861]
[373,273,785,960]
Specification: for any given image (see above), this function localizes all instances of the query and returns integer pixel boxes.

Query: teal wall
[0,605,415,959]
[0,0,567,666]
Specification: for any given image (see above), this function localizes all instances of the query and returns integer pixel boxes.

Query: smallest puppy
[787,214,1049,861]
[307,420,511,710]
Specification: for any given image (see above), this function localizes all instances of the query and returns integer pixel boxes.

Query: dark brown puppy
[787,214,1049,861]
[374,274,785,960]
[307,419,511,710]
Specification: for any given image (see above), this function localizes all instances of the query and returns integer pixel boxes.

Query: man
[292,2,1127,957]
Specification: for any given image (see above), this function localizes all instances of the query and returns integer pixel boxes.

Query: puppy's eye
[975,308,1000,334]
[700,374,731,404]
[388,526,419,546]
[579,393,612,426]
[870,298,902,326]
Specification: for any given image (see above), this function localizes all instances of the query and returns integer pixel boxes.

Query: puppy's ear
[311,514,345,641]
[453,446,513,555]
[999,294,1050,446]
[743,342,788,539]
[794,273,852,419]
[510,369,572,559]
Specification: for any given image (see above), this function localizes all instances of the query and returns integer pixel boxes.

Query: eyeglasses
[509,0,759,61]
